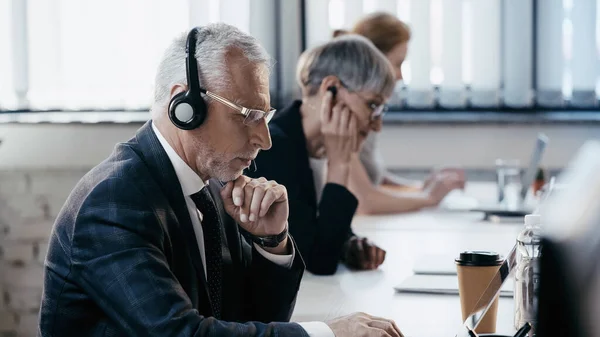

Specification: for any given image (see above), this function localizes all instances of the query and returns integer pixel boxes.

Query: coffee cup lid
[455,251,503,266]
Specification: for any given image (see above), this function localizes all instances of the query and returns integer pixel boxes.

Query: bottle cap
[524,214,541,226]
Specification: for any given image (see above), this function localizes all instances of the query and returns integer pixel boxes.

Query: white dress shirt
[151,123,333,337]
[309,157,328,204]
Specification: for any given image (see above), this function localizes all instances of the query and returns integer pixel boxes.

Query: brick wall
[0,169,88,337]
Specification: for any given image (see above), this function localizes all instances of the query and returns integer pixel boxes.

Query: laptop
[443,133,549,218]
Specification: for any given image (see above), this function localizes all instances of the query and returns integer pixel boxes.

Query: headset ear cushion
[168,91,207,130]
[169,92,188,120]
[184,92,207,129]
[169,92,194,128]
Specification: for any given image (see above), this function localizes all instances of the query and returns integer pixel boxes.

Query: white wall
[378,124,600,169]
[0,124,139,170]
[0,122,598,170]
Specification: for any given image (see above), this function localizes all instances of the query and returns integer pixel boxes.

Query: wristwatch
[239,224,289,248]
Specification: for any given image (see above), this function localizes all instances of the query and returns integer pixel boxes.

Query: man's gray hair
[153,23,272,106]
[296,34,396,98]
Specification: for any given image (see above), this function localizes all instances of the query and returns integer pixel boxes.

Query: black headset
[168,27,208,130]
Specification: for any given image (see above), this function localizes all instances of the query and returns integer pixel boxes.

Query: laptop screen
[520,133,549,199]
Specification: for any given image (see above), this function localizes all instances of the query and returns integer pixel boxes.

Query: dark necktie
[190,187,222,319]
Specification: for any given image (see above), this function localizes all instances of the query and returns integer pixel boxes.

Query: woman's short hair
[296,34,396,97]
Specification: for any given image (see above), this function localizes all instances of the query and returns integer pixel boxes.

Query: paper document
[394,274,514,297]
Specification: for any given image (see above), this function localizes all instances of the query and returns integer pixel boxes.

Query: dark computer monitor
[536,141,600,337]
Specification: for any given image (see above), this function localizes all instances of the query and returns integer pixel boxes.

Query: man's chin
[213,169,245,183]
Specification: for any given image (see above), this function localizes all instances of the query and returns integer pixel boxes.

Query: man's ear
[169,84,187,100]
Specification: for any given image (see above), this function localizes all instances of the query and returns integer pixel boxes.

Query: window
[0,0,274,111]
[304,0,600,110]
[538,0,600,107]
[0,0,16,109]
[1,0,598,113]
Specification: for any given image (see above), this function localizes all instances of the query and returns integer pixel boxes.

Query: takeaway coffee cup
[455,251,504,334]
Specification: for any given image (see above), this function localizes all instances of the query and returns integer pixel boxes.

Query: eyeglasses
[368,102,388,121]
[352,91,388,121]
[202,89,276,127]
[338,81,388,121]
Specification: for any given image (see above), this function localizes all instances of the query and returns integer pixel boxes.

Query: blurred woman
[248,35,394,274]
[336,12,466,215]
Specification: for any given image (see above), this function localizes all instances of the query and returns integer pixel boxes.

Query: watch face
[238,224,288,248]
[257,236,278,248]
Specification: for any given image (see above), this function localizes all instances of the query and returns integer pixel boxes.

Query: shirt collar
[151,121,206,196]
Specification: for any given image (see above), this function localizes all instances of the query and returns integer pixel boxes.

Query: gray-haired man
[38,23,402,337]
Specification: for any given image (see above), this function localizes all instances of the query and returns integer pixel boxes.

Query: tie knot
[191,187,213,209]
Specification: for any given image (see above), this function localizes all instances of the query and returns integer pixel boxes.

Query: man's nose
[250,119,272,150]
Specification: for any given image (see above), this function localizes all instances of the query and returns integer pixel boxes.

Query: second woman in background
[336,12,467,215]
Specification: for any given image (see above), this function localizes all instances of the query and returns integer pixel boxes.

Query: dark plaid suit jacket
[38,121,307,337]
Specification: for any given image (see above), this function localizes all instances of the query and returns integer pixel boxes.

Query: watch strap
[239,224,288,248]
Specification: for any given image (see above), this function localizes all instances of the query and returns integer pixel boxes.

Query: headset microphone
[250,160,257,173]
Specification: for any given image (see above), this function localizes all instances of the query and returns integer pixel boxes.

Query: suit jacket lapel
[134,121,212,314]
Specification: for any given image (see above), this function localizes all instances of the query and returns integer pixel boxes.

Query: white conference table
[291,183,528,337]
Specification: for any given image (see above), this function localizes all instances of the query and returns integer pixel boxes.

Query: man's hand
[343,236,386,270]
[326,312,403,337]
[422,168,466,206]
[221,176,289,253]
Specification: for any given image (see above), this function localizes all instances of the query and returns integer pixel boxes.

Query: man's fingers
[241,182,255,223]
[249,184,266,222]
[367,317,403,337]
[366,322,399,337]
[259,185,286,218]
[232,176,247,207]
[390,320,404,337]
